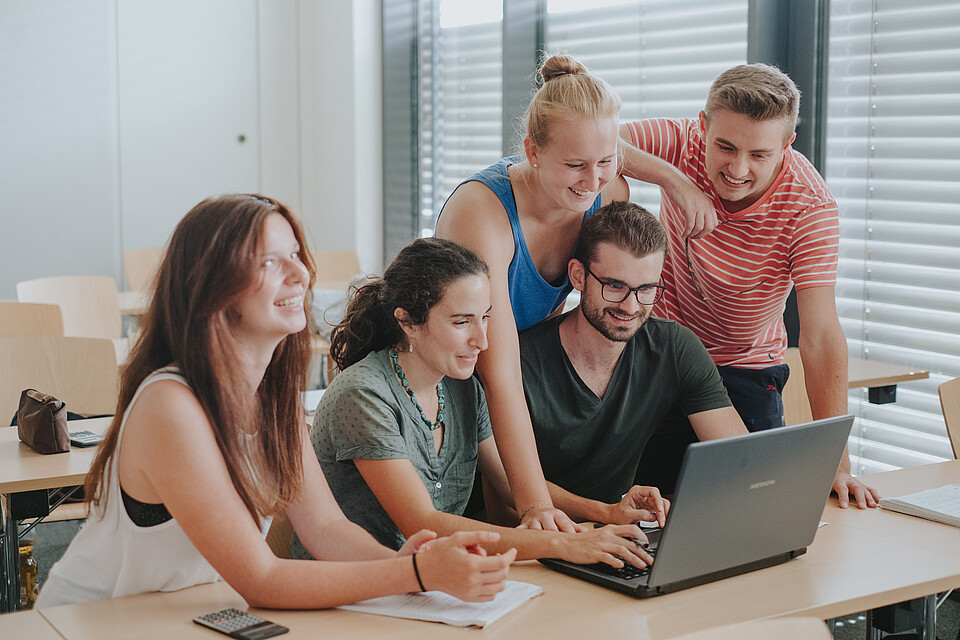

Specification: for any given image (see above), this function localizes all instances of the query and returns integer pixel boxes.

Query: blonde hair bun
[539,54,589,84]
[521,53,620,150]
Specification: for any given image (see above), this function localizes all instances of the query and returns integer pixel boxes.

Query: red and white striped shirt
[625,118,839,368]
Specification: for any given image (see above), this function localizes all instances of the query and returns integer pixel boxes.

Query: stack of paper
[338,580,543,628]
[879,483,960,527]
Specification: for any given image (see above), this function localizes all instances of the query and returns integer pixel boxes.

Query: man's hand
[603,485,670,527]
[662,174,717,239]
[833,471,880,509]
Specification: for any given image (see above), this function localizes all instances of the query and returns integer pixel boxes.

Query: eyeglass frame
[581,263,665,306]
[683,221,768,301]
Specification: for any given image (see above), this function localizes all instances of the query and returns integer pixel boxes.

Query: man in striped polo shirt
[619,63,879,509]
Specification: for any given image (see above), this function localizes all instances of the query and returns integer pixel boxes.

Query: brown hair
[521,53,621,150]
[704,63,801,134]
[574,200,667,266]
[330,238,488,371]
[86,194,315,522]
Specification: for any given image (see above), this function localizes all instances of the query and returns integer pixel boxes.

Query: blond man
[619,63,878,508]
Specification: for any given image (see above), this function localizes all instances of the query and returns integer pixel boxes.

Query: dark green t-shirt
[519,313,731,504]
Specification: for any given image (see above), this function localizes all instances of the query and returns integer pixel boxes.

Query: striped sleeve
[790,201,839,289]
[625,119,692,167]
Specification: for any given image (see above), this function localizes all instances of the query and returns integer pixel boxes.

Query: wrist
[519,501,553,521]
[411,553,427,592]
[596,500,618,525]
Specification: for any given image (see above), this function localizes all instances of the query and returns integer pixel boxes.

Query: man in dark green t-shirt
[519,201,748,525]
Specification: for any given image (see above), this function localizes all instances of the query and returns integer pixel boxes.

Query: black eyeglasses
[583,265,665,305]
[683,221,767,301]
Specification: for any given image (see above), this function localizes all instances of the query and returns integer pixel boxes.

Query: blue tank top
[442,156,602,331]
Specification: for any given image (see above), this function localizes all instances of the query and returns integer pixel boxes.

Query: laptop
[539,415,854,597]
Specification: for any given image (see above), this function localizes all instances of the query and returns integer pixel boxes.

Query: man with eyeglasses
[516,201,748,525]
[618,63,879,509]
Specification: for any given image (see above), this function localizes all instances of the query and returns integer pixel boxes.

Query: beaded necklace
[390,350,445,431]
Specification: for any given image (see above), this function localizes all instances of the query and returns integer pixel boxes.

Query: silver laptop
[540,415,854,597]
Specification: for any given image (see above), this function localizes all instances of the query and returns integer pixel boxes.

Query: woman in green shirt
[292,238,654,573]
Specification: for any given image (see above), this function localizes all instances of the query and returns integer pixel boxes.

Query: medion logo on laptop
[749,479,776,490]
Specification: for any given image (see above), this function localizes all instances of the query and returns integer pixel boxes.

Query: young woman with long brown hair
[37,194,512,608]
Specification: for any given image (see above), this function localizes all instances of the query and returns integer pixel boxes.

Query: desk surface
[846,357,929,389]
[0,417,111,495]
[1,609,67,639]
[30,461,960,640]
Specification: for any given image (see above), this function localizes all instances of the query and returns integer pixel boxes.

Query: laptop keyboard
[586,538,658,580]
[587,561,650,580]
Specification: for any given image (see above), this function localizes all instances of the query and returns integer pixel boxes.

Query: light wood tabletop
[1,609,68,639]
[30,476,960,640]
[0,418,111,495]
[846,357,930,390]
[8,442,960,638]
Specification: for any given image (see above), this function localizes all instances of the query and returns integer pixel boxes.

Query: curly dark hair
[331,238,488,370]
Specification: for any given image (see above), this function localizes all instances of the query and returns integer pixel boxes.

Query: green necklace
[390,350,445,430]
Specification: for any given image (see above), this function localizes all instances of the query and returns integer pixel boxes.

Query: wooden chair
[17,275,122,340]
[311,250,362,291]
[671,617,831,640]
[0,302,64,338]
[0,336,119,425]
[782,347,813,426]
[123,247,164,292]
[17,275,127,363]
[939,377,960,459]
[265,513,294,559]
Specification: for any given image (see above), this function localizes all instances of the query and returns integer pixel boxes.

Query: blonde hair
[705,63,801,134]
[521,53,621,150]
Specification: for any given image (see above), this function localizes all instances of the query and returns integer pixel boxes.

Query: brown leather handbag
[17,389,70,454]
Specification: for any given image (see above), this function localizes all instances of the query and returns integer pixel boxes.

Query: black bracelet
[411,552,427,592]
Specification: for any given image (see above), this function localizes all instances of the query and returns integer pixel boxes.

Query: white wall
[0,0,382,298]
[299,0,383,274]
[0,0,123,298]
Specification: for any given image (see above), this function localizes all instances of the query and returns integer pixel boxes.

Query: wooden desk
[783,349,931,425]
[0,609,66,639]
[31,479,960,640]
[847,357,930,390]
[0,417,110,613]
[824,460,960,558]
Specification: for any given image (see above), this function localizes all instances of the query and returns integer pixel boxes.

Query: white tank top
[37,367,269,607]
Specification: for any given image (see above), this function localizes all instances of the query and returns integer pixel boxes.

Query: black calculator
[192,608,288,639]
[68,429,104,448]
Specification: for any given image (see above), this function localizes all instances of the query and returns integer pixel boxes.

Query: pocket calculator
[192,608,288,639]
[68,430,104,448]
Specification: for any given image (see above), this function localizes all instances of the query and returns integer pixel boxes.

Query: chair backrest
[782,347,813,426]
[0,336,119,424]
[123,247,164,292]
[0,302,64,338]
[311,250,362,291]
[939,377,960,459]
[17,275,122,340]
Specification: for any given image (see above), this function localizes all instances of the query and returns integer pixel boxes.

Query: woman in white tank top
[38,194,514,609]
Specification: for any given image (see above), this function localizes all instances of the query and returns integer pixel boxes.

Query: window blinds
[545,0,748,213]
[417,0,503,236]
[826,0,960,473]
[415,0,747,234]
